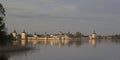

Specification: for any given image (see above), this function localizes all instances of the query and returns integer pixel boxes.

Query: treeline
[97,34,120,39]
[111,34,120,39]
[65,32,84,38]
[0,3,9,46]
[0,3,7,40]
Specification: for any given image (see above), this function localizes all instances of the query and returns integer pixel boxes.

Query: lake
[0,39,120,60]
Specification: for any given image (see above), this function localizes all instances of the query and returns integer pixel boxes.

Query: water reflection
[0,39,120,60]
[28,39,120,48]
[0,40,34,60]
[0,54,8,60]
[89,39,96,47]
[0,48,34,60]
[0,39,118,52]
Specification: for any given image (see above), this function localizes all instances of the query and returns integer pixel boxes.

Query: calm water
[1,39,120,60]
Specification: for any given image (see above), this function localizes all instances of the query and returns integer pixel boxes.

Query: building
[89,30,97,39]
[21,30,27,40]
[27,31,71,40]
[12,30,17,39]
[11,30,71,40]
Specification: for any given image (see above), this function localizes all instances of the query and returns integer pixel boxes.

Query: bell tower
[91,30,97,39]
[12,30,17,39]
[21,30,27,40]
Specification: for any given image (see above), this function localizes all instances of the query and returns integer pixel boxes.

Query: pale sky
[1,0,120,35]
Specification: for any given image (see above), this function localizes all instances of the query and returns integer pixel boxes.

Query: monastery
[12,30,72,40]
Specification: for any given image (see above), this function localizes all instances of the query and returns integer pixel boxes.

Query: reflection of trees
[112,39,120,44]
[0,54,8,60]
[112,35,120,39]
[0,47,34,60]
[28,39,120,48]
[0,40,35,60]
[75,40,82,47]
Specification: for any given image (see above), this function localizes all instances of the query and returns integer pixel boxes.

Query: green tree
[74,32,82,38]
[75,40,82,47]
[66,32,74,38]
[0,3,6,39]
[0,55,8,60]
[0,3,7,46]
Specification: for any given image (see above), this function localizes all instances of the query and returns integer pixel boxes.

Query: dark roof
[13,30,17,33]
[22,30,26,33]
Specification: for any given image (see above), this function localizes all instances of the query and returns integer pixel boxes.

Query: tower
[91,30,97,39]
[33,32,38,37]
[12,30,17,39]
[33,32,38,40]
[58,31,62,40]
[21,30,27,40]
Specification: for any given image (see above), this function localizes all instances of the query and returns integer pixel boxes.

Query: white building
[21,30,27,40]
[89,31,97,39]
[12,30,17,39]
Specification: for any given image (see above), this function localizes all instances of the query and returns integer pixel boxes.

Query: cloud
[2,0,120,35]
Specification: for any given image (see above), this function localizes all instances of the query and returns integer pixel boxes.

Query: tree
[0,3,6,40]
[74,32,82,38]
[66,32,74,38]
[0,3,7,46]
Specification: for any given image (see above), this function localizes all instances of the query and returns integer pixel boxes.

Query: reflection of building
[21,40,28,46]
[0,54,9,60]
[89,39,96,47]
[28,39,71,48]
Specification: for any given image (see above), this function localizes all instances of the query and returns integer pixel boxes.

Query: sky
[0,0,120,35]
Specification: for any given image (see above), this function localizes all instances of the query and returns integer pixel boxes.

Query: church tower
[33,32,38,38]
[91,30,97,39]
[12,30,17,39]
[33,32,38,40]
[58,31,62,40]
[89,30,97,39]
[21,30,27,40]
